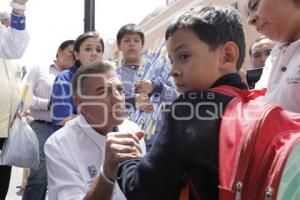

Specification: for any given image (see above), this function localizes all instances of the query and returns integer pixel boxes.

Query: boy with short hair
[116,23,177,111]
[116,23,178,150]
[116,23,150,111]
[105,5,247,199]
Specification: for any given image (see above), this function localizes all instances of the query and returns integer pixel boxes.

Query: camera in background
[246,68,263,89]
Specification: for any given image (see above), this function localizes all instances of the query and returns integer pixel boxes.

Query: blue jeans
[22,120,54,200]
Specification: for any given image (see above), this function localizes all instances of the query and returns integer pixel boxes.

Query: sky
[0,0,166,66]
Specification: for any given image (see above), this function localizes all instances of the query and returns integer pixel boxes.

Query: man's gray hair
[72,60,116,97]
[0,11,10,22]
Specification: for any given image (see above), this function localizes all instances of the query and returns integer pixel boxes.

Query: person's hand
[12,0,28,5]
[135,93,154,113]
[23,109,31,116]
[135,80,154,95]
[15,111,25,118]
[103,131,144,180]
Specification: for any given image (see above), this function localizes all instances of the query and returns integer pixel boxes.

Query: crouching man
[45,61,146,200]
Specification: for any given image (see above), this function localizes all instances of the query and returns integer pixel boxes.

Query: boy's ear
[220,42,239,71]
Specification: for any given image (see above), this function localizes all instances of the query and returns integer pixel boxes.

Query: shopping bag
[0,117,40,169]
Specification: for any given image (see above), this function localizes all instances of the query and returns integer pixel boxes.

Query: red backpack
[180,85,300,200]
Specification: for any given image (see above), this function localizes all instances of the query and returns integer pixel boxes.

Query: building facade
[112,0,260,70]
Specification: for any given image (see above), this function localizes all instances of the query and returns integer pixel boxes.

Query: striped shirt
[0,24,29,59]
[24,63,61,122]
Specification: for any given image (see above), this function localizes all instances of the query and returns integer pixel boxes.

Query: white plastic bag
[0,117,40,169]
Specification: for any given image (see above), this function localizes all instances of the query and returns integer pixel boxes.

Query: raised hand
[135,80,154,95]
[103,131,144,180]
[135,93,154,112]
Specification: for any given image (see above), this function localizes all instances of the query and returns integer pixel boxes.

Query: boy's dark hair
[56,40,75,58]
[73,32,105,67]
[165,5,246,70]
[116,23,145,46]
[72,61,114,96]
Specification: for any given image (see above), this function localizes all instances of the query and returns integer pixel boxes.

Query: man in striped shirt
[22,39,75,200]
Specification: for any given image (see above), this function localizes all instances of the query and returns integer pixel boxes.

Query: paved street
[6,167,48,200]
[6,167,23,200]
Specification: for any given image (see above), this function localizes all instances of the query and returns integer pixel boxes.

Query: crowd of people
[1,0,300,199]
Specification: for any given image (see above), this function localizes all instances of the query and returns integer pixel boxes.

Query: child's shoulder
[170,89,235,119]
[175,90,233,103]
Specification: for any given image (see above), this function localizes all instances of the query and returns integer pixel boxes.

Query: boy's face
[118,33,144,64]
[167,29,223,93]
[246,0,300,42]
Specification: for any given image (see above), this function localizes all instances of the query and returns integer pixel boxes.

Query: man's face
[77,71,125,134]
[57,44,74,70]
[250,38,274,68]
[1,18,10,27]
[117,33,143,64]
[74,37,103,66]
[167,29,222,93]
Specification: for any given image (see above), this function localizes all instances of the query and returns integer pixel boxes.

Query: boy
[104,5,247,200]
[116,23,177,111]
[116,23,178,150]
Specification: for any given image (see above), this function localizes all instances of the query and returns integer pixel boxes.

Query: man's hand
[135,80,154,95]
[135,93,154,113]
[103,131,144,181]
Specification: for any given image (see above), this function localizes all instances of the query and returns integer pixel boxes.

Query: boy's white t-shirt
[255,38,300,113]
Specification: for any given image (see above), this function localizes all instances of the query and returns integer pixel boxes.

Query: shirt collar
[69,64,79,74]
[77,115,119,150]
[123,63,140,70]
[211,73,247,90]
[49,63,57,70]
[77,115,106,150]
[274,37,300,53]
[49,63,61,75]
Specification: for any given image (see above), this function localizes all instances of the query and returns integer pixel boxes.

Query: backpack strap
[179,175,202,200]
[179,180,189,200]
[188,177,202,200]
[210,85,267,101]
